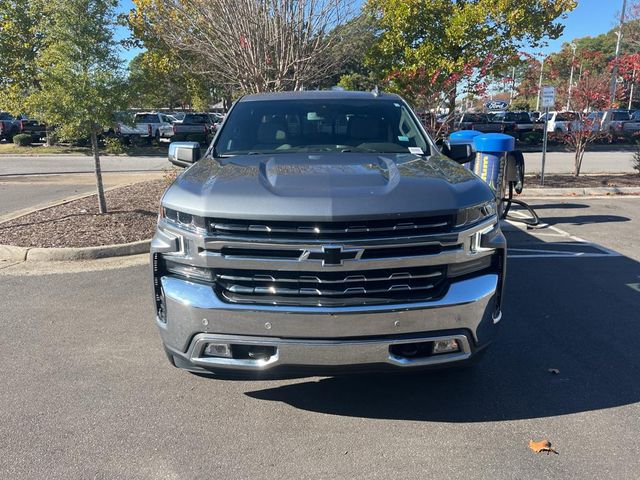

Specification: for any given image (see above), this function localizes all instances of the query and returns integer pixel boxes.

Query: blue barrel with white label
[472,133,516,192]
[448,130,482,170]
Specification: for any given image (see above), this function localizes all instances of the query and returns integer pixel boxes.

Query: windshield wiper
[341,147,377,153]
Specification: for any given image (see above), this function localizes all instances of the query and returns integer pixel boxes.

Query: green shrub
[13,134,32,146]
[520,131,542,145]
[103,136,126,155]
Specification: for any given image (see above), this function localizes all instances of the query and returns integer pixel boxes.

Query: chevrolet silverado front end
[151,91,506,376]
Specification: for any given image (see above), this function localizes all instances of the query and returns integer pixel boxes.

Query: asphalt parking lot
[1,197,639,479]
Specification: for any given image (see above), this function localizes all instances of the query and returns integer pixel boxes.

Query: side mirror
[168,142,201,168]
[442,141,474,164]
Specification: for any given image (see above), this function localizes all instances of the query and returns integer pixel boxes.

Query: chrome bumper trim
[158,274,499,352]
[179,333,471,371]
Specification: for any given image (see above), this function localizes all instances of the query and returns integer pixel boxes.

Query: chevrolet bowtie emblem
[300,245,364,266]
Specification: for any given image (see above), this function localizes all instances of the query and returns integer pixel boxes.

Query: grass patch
[0,142,168,156]
[0,143,90,155]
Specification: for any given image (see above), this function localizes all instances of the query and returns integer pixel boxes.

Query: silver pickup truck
[171,113,213,142]
[116,112,174,142]
[152,91,506,377]
[622,110,640,138]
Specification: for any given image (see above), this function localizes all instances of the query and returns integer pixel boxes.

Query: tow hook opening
[389,339,461,360]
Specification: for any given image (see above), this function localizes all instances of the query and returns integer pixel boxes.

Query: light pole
[509,66,516,104]
[629,66,636,111]
[536,57,545,111]
[566,43,577,111]
[610,0,628,105]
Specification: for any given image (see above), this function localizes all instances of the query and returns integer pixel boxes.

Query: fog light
[203,343,232,358]
[432,339,460,354]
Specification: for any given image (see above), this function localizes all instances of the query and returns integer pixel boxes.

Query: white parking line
[505,210,621,259]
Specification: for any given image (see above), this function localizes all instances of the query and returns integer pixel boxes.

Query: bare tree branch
[147,0,357,93]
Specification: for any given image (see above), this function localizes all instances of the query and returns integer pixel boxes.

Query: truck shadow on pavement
[245,220,640,422]
[537,214,630,227]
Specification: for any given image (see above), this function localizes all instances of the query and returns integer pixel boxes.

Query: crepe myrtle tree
[384,57,494,140]
[26,0,128,213]
[560,72,612,176]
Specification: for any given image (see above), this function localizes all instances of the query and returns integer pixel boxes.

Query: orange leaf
[529,439,559,455]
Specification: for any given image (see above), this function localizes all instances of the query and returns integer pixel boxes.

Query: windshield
[184,114,210,124]
[134,113,159,123]
[611,111,630,121]
[461,113,487,122]
[556,112,578,121]
[215,98,430,155]
[505,112,531,122]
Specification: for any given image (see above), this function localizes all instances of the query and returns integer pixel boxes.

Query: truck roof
[239,90,403,102]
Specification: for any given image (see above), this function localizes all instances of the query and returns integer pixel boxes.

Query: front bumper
[158,273,501,374]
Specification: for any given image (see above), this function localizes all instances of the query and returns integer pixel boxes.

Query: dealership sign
[484,101,509,110]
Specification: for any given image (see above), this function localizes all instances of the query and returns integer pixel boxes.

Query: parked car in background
[115,112,174,143]
[171,113,213,141]
[169,112,186,121]
[208,113,225,133]
[0,112,20,141]
[453,113,505,133]
[17,116,47,142]
[529,111,541,121]
[539,111,580,133]
[594,110,631,137]
[621,110,640,138]
[491,111,543,138]
[0,112,46,142]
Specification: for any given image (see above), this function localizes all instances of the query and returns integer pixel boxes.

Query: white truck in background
[115,112,175,143]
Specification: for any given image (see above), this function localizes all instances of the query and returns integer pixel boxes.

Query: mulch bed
[0,180,168,248]
[526,174,640,188]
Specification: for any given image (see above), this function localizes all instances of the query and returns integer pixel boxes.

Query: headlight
[163,258,214,282]
[455,201,497,228]
[161,207,208,232]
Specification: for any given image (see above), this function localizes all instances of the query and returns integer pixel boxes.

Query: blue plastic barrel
[448,130,482,169]
[472,133,516,191]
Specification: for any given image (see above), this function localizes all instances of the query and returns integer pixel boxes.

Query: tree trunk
[447,84,457,117]
[91,127,108,214]
[574,147,585,177]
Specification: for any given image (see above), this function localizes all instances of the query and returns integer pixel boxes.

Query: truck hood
[162,152,494,221]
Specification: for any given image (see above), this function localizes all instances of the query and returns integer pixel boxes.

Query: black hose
[500,182,540,226]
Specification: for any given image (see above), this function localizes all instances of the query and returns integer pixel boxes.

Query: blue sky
[115,0,625,65]
[539,0,623,54]
[115,0,141,63]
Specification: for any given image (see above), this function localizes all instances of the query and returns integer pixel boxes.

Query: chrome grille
[208,215,454,240]
[215,266,448,307]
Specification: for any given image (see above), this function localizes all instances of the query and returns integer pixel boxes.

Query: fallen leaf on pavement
[529,439,559,455]
[548,368,560,374]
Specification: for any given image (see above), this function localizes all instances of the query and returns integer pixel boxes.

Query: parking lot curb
[521,186,640,197]
[0,244,28,261]
[27,239,151,261]
[0,239,151,263]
